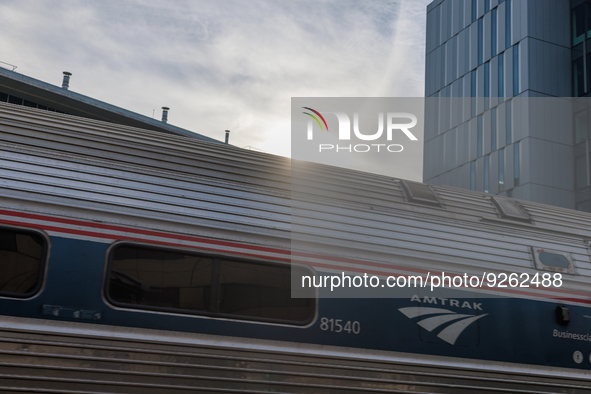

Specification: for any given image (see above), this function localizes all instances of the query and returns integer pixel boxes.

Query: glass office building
[424,0,591,212]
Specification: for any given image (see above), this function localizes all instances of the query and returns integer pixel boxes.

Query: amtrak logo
[399,306,488,345]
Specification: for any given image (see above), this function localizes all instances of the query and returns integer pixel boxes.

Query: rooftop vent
[61,71,72,89]
[399,180,442,207]
[161,107,169,123]
[225,130,230,144]
[490,196,532,222]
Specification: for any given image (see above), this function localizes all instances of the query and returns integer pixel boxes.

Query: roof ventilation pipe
[225,130,230,144]
[61,71,72,89]
[161,107,169,123]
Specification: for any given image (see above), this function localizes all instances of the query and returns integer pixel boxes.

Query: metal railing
[0,61,17,71]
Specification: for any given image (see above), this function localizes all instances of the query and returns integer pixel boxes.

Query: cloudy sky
[0,0,431,180]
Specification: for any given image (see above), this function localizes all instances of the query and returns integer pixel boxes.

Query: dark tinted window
[539,252,570,269]
[499,53,504,99]
[108,244,315,325]
[492,9,497,57]
[218,260,312,322]
[513,44,519,96]
[505,0,511,48]
[0,228,46,297]
[109,246,213,311]
[7,95,23,105]
[478,18,483,65]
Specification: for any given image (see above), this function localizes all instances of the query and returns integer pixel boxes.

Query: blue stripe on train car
[2,236,590,371]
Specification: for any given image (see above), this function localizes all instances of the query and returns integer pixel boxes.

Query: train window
[539,253,569,269]
[109,245,213,311]
[532,248,575,274]
[218,260,313,322]
[107,244,315,325]
[0,227,47,297]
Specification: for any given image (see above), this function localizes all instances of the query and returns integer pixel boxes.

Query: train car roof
[1,102,590,291]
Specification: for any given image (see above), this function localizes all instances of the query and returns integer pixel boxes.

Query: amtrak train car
[1,101,591,393]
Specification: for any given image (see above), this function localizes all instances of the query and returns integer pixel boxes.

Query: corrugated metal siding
[0,102,590,290]
[0,316,590,394]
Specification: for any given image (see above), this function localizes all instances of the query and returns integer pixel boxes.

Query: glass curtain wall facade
[572,0,591,211]
[425,0,575,210]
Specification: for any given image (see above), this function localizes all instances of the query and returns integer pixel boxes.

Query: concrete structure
[424,0,591,212]
[0,67,219,143]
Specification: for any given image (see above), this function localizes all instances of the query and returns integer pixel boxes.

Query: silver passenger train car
[1,102,591,393]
